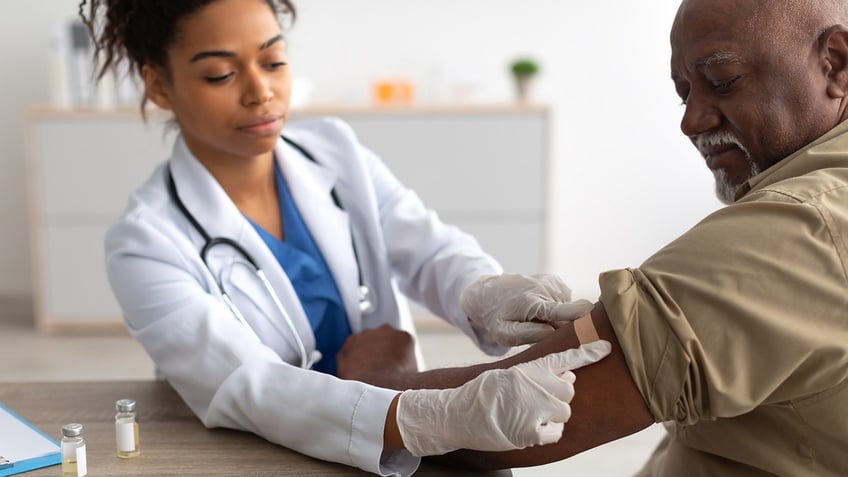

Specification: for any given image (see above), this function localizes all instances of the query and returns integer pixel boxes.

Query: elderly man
[338,0,848,475]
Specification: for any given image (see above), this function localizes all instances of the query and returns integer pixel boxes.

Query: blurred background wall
[0,0,719,320]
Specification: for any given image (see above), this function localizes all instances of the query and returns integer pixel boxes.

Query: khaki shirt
[601,120,848,477]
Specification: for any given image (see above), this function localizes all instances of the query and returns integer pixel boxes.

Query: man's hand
[336,324,419,381]
[395,341,612,456]
[461,273,595,346]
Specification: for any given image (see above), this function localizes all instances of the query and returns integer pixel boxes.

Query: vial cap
[116,399,136,413]
[61,423,84,437]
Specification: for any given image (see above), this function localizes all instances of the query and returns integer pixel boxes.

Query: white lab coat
[104,117,504,476]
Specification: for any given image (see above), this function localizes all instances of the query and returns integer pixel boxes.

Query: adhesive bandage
[573,314,600,344]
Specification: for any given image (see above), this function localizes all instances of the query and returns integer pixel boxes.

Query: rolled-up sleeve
[600,195,848,425]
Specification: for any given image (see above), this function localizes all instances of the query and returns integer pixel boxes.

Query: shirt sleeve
[284,117,507,355]
[340,118,509,355]
[356,130,507,355]
[600,195,848,424]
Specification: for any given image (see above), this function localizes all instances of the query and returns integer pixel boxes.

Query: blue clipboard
[0,402,62,476]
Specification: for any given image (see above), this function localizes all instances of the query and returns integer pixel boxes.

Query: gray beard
[713,158,761,205]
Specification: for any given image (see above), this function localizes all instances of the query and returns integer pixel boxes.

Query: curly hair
[78,0,296,111]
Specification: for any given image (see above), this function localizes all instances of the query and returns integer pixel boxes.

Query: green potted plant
[510,58,540,102]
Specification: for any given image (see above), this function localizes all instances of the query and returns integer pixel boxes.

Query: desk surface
[0,381,511,476]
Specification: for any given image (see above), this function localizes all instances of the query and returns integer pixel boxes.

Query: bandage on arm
[573,313,600,344]
[430,302,655,470]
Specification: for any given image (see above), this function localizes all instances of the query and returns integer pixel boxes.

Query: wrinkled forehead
[670,0,763,71]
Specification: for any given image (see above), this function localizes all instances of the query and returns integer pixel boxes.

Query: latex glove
[396,340,611,456]
[461,273,595,346]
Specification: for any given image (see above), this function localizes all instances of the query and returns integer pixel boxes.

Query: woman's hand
[394,341,612,456]
[461,273,595,346]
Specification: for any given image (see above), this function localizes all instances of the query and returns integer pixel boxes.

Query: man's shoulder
[745,166,848,205]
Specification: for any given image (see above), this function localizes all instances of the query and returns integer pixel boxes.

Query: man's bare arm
[432,302,655,469]
[341,303,655,468]
[336,323,495,390]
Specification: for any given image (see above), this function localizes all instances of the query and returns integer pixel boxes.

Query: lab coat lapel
[277,139,363,332]
[168,136,316,355]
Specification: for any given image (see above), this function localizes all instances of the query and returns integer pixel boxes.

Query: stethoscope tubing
[169,173,313,368]
[166,135,371,369]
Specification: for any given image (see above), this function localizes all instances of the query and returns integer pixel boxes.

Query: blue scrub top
[247,161,352,375]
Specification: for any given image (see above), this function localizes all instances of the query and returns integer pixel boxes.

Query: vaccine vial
[115,399,140,458]
[61,423,87,477]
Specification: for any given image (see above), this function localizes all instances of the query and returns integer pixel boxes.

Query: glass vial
[61,423,87,477]
[115,399,140,458]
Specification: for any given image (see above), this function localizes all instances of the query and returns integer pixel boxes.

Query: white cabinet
[27,105,550,332]
[28,111,172,332]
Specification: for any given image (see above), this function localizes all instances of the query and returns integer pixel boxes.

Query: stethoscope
[166,136,376,369]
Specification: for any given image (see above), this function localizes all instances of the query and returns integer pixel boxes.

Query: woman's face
[145,0,291,165]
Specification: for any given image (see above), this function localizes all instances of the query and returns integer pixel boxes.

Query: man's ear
[820,25,848,99]
[142,64,173,110]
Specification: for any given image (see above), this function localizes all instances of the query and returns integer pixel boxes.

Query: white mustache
[694,131,750,159]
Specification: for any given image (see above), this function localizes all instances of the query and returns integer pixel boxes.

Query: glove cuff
[396,389,456,456]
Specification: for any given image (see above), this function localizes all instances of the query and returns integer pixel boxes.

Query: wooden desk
[0,381,511,476]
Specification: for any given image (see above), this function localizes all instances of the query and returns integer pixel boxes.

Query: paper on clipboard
[0,403,61,476]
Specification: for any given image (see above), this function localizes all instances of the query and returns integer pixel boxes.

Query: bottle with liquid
[115,399,140,458]
[61,423,87,477]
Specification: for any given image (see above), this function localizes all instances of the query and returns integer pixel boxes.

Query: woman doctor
[81,0,609,474]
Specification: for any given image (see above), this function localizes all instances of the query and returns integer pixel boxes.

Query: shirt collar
[736,118,848,200]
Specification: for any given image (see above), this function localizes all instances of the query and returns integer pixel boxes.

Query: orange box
[372,79,414,106]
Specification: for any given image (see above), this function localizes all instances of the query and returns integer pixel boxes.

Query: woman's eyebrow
[189,34,284,63]
[190,50,235,63]
[260,34,283,50]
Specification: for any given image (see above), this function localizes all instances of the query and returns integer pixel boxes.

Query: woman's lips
[237,116,282,135]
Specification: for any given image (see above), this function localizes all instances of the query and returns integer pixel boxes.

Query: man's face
[670,0,832,203]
